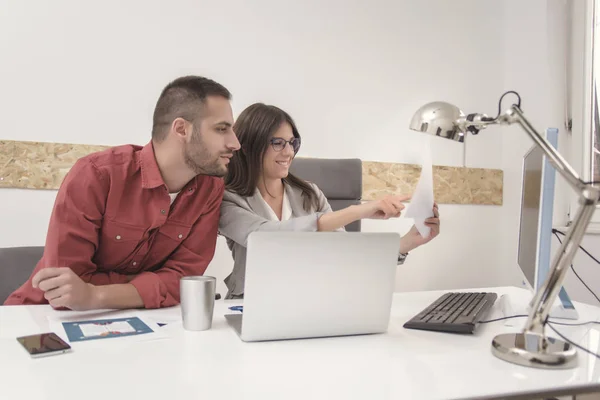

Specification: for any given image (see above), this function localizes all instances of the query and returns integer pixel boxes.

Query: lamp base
[491,332,578,369]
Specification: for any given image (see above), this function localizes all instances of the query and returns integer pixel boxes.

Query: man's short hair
[151,76,231,141]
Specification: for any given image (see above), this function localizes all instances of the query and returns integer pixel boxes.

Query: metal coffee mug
[180,276,216,331]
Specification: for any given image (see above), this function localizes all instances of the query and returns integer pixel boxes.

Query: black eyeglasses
[270,137,301,153]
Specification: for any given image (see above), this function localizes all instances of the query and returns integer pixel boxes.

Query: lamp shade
[409,101,466,142]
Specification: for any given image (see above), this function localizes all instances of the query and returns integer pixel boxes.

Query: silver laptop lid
[239,231,400,341]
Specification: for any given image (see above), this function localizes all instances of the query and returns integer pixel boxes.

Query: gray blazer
[218,182,344,299]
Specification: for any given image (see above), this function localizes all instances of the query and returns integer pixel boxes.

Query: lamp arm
[463,105,584,191]
[526,199,597,334]
[462,104,600,336]
[508,106,585,192]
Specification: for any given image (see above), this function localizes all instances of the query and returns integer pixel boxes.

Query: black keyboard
[403,292,498,334]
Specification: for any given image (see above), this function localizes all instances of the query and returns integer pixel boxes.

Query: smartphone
[17,332,72,358]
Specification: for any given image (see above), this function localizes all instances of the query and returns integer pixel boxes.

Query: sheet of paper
[404,136,434,238]
[79,321,137,337]
[47,313,169,347]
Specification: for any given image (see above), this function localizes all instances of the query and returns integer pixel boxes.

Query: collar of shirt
[139,141,198,193]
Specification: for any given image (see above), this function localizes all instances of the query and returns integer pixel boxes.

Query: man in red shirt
[4,75,240,310]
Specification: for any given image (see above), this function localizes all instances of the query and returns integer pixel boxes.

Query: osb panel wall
[362,162,502,205]
[0,140,503,205]
[1,140,109,190]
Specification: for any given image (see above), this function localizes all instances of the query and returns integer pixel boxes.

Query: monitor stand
[530,287,578,320]
[502,284,579,324]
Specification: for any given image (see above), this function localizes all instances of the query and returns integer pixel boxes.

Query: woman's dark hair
[225,103,320,212]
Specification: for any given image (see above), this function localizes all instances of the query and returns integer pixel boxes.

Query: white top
[169,191,179,205]
[2,286,600,400]
[258,189,292,221]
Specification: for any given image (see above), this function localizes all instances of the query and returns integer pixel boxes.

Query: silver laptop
[224,231,400,342]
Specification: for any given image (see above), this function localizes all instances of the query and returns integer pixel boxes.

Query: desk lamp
[409,91,600,369]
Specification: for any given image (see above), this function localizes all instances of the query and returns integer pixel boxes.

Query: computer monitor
[517,127,578,319]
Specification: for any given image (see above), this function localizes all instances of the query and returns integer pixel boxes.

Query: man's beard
[183,129,228,177]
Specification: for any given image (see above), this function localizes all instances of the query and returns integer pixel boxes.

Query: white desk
[1,286,600,400]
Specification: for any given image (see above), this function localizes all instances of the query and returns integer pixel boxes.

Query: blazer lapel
[247,184,308,218]
[246,189,273,219]
[286,184,309,217]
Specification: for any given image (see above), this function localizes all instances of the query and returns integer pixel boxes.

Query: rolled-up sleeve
[129,183,224,308]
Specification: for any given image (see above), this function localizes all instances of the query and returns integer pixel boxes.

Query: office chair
[0,246,44,303]
[289,157,363,232]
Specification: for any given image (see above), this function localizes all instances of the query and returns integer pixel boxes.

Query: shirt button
[188,188,193,192]
[132,261,137,266]
[161,209,166,214]
[115,235,122,240]
[178,234,183,239]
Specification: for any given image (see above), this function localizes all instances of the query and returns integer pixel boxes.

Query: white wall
[1,0,522,297]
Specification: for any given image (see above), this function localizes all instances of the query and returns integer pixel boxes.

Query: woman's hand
[357,195,411,220]
[399,203,440,253]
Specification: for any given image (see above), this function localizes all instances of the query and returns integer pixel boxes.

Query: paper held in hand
[404,137,435,238]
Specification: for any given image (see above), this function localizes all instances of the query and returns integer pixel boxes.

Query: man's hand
[358,195,411,220]
[400,203,441,253]
[32,267,99,310]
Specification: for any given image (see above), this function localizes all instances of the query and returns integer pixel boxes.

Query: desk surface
[1,286,600,400]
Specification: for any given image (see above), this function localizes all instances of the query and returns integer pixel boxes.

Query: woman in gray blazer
[218,103,440,299]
